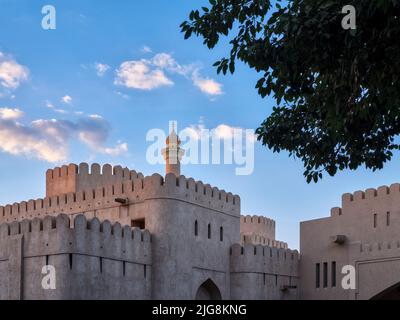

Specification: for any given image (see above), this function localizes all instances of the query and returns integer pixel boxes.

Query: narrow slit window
[220,226,223,241]
[323,262,328,288]
[386,212,390,226]
[331,261,336,287]
[194,220,198,236]
[373,213,377,228]
[316,263,320,288]
[69,254,73,270]
[208,224,211,239]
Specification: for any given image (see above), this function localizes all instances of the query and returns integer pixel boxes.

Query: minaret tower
[161,123,185,176]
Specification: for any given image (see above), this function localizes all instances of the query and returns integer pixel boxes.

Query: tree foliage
[181,0,400,182]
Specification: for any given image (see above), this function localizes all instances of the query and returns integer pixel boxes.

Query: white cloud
[45,100,68,114]
[114,60,173,90]
[0,52,29,89]
[115,91,130,100]
[95,63,110,77]
[0,107,24,120]
[0,108,128,162]
[115,52,223,96]
[141,46,152,53]
[55,109,68,114]
[192,70,223,96]
[46,101,54,109]
[61,95,72,104]
[186,120,256,142]
[97,142,128,156]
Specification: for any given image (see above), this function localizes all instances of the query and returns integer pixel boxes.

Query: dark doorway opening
[195,279,222,300]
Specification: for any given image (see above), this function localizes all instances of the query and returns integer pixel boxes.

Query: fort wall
[1,164,241,226]
[230,243,299,300]
[0,214,151,299]
[240,214,287,248]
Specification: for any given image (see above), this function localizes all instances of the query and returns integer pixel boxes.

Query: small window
[194,220,198,236]
[323,262,328,288]
[373,214,377,228]
[316,263,320,288]
[131,218,145,229]
[386,212,390,226]
[208,224,211,239]
[219,226,223,241]
[331,261,336,287]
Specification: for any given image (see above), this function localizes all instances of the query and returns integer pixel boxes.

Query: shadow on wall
[371,281,400,300]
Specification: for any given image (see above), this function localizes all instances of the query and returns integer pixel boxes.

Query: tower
[161,125,184,176]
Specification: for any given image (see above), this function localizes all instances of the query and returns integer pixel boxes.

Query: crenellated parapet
[340,183,400,209]
[0,213,151,264]
[240,214,279,246]
[0,213,152,299]
[327,183,400,217]
[46,163,143,197]
[1,170,240,224]
[230,243,298,276]
[229,243,299,300]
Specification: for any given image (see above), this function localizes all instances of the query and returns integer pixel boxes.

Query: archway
[370,281,400,300]
[195,279,222,300]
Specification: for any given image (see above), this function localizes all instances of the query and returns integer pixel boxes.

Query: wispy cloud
[115,52,223,97]
[61,95,72,105]
[95,62,110,77]
[186,119,256,142]
[0,52,29,90]
[192,70,223,96]
[141,45,152,53]
[0,107,128,162]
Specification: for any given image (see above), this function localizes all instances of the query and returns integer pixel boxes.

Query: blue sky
[0,0,399,249]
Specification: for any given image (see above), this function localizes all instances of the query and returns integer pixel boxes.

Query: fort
[0,129,399,299]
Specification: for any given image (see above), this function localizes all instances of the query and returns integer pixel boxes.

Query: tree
[180,0,400,182]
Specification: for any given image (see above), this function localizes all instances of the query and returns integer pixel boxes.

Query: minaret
[161,124,185,176]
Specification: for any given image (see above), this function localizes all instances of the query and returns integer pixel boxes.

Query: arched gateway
[195,279,222,300]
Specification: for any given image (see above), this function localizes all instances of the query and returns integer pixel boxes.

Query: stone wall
[230,243,299,300]
[0,214,151,299]
[300,183,400,300]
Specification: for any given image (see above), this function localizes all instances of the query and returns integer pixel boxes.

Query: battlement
[240,214,275,226]
[230,243,298,275]
[240,214,276,244]
[341,183,400,207]
[46,163,143,197]
[327,183,400,217]
[1,171,240,224]
[241,234,288,248]
[0,213,152,299]
[0,213,151,263]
